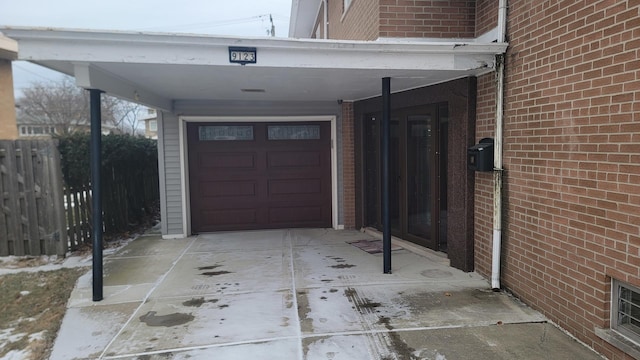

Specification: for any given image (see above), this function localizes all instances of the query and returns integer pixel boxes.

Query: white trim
[162,234,187,240]
[178,117,191,237]
[179,115,341,232]
[330,117,339,228]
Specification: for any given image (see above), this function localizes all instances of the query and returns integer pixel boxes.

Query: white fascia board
[74,63,172,111]
[2,27,507,71]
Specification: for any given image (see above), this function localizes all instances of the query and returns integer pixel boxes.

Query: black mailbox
[468,138,494,172]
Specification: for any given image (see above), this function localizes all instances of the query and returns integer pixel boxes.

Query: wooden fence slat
[48,140,68,255]
[17,140,41,255]
[0,144,10,256]
[4,143,24,255]
[64,185,76,249]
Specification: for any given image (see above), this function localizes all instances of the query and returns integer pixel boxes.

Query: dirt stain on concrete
[343,287,382,313]
[378,316,419,360]
[297,290,313,333]
[197,265,223,270]
[139,311,194,327]
[200,271,232,276]
[182,298,205,307]
[331,264,356,269]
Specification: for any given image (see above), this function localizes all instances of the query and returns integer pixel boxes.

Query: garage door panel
[200,180,257,197]
[267,151,321,168]
[198,152,257,169]
[268,178,321,195]
[201,208,258,226]
[268,206,323,223]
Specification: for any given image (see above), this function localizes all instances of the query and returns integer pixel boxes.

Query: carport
[2,27,507,299]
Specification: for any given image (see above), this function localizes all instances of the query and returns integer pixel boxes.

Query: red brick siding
[492,1,640,358]
[475,0,498,37]
[379,0,475,38]
[474,72,496,278]
[328,0,379,40]
[342,102,356,228]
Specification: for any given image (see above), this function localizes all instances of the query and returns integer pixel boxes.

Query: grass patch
[0,268,85,360]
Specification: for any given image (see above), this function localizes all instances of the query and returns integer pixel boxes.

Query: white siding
[158,111,185,236]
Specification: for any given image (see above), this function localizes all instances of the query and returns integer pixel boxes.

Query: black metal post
[90,89,103,302]
[382,77,391,274]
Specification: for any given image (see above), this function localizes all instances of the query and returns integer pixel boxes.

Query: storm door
[363,103,448,251]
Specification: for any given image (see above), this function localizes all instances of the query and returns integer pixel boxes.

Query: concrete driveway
[50,229,603,359]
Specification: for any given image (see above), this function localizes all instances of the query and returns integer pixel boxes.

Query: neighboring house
[3,0,640,358]
[16,107,120,138]
[142,108,158,139]
[0,34,17,139]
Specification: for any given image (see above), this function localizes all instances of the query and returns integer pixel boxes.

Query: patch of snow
[28,331,46,342]
[19,291,29,296]
[0,349,28,360]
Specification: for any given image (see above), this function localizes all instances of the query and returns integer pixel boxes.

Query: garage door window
[199,125,254,141]
[268,125,320,140]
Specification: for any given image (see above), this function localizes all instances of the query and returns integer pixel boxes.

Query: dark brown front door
[187,122,332,233]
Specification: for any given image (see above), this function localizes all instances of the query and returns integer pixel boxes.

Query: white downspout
[492,0,507,291]
[324,0,329,39]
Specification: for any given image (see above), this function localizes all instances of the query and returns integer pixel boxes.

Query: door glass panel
[267,125,320,140]
[407,115,432,239]
[199,125,254,141]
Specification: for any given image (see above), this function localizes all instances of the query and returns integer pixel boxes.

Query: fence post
[48,140,68,255]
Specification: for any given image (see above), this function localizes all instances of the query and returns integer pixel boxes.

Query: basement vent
[613,280,640,342]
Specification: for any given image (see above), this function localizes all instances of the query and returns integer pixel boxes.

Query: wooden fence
[0,137,160,256]
[0,140,67,256]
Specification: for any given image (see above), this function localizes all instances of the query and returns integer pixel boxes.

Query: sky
[0,0,293,97]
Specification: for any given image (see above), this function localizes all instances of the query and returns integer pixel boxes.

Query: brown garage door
[187,122,332,233]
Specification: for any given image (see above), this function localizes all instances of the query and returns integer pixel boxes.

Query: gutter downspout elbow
[492,0,507,291]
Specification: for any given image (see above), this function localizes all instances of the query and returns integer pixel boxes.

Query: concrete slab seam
[99,321,544,359]
[97,236,198,359]
[287,229,305,360]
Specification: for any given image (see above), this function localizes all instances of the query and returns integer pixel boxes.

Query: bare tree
[17,77,90,135]
[16,77,143,135]
[104,97,144,135]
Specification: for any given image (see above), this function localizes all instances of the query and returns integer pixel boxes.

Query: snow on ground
[0,233,144,360]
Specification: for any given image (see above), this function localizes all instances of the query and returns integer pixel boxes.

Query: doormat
[346,239,402,254]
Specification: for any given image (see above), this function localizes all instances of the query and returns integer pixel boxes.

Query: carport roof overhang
[2,27,507,112]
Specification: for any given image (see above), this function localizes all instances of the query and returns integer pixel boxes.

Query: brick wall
[0,60,17,140]
[380,0,475,38]
[475,0,498,37]
[474,72,496,278]
[342,102,356,229]
[326,0,476,40]
[474,1,640,358]
[328,0,379,40]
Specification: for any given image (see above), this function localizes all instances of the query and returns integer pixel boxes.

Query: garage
[187,121,332,233]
